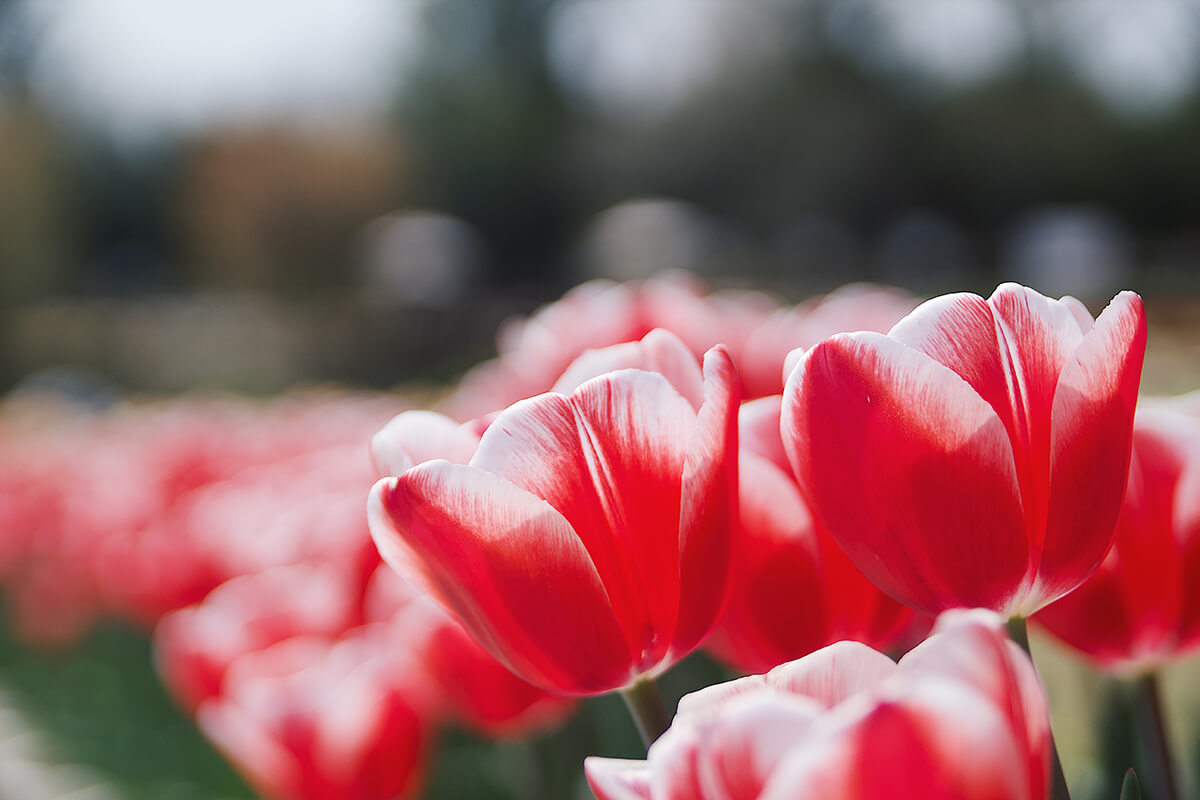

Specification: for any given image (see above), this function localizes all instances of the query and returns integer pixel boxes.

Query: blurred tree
[0,109,74,303]
[397,0,575,286]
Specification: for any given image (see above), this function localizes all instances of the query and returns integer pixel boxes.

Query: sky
[20,0,426,139]
[12,0,1200,141]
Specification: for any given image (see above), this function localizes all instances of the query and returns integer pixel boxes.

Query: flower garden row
[2,273,1194,799]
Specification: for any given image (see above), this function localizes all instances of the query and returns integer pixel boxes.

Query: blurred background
[2,1,1200,799]
[2,0,1200,394]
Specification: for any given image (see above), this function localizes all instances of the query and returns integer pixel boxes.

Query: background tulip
[369,343,739,695]
[586,609,1050,800]
[783,283,1146,618]
[1036,405,1200,672]
[736,283,918,399]
[197,629,434,800]
[156,561,362,713]
[440,274,918,420]
[706,394,918,675]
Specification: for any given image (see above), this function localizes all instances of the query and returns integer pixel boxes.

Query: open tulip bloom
[586,609,1051,800]
[368,338,739,697]
[783,283,1146,619]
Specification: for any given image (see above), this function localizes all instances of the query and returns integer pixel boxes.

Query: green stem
[1006,616,1032,653]
[1007,617,1072,800]
[1133,671,1180,800]
[620,677,671,750]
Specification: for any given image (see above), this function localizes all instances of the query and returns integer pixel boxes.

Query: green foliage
[0,603,735,800]
[0,618,252,800]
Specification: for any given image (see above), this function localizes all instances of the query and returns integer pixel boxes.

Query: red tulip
[439,279,647,420]
[369,343,739,695]
[156,562,361,712]
[1036,405,1200,671]
[706,395,917,675]
[783,284,1146,617]
[439,273,777,419]
[586,609,1050,800]
[737,283,918,399]
[197,628,434,800]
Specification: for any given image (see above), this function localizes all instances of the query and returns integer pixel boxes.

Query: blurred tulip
[369,342,739,694]
[737,283,918,398]
[0,391,397,643]
[440,273,777,419]
[442,275,923,421]
[156,562,362,712]
[198,628,434,800]
[1036,405,1200,672]
[784,283,1146,617]
[586,609,1050,800]
[440,279,646,420]
[706,394,917,675]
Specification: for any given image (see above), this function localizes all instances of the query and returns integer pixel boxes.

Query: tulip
[737,283,918,398]
[586,609,1050,800]
[197,628,434,800]
[441,279,646,421]
[440,273,776,419]
[155,562,361,712]
[369,339,739,696]
[706,395,917,675]
[1035,404,1200,800]
[1036,405,1200,671]
[783,283,1146,618]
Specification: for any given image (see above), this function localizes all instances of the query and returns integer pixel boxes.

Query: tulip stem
[620,677,671,750]
[1006,617,1072,800]
[1133,671,1180,800]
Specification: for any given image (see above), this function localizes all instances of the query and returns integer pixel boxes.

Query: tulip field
[3,273,1200,799]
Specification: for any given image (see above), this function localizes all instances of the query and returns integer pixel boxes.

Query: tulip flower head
[197,629,434,800]
[1037,405,1200,672]
[369,335,739,695]
[586,609,1051,800]
[784,284,1146,618]
[155,561,361,712]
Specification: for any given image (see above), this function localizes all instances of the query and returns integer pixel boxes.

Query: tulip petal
[763,683,1032,800]
[469,371,696,677]
[674,345,740,657]
[784,332,1027,615]
[1059,295,1095,334]
[704,450,823,673]
[901,609,1050,795]
[585,758,654,800]
[1034,291,1145,610]
[1035,410,1191,668]
[890,286,1086,549]
[369,465,631,693]
[648,723,711,800]
[888,292,1021,444]
[197,696,302,800]
[763,640,899,709]
[738,395,790,474]
[988,285,1089,551]
[693,693,821,800]
[370,411,481,476]
[679,641,895,722]
[552,328,705,409]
